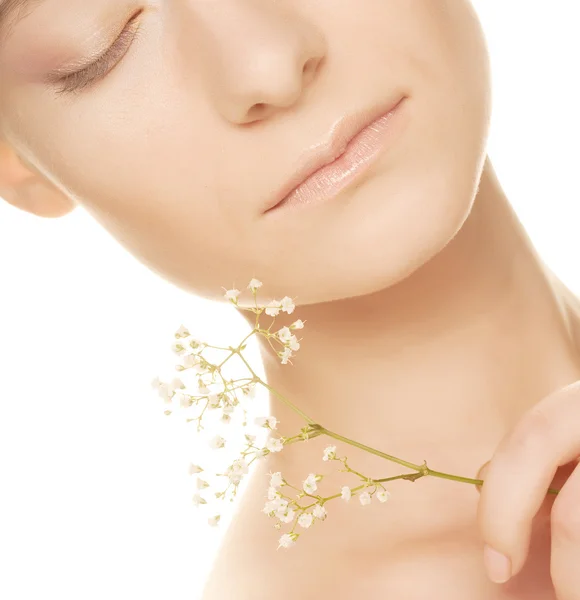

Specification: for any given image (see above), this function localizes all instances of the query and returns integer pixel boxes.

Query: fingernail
[483,545,512,583]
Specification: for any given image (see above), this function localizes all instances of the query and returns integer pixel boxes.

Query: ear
[0,141,76,218]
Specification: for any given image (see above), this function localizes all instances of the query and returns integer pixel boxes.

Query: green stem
[236,351,316,425]
[234,341,562,496]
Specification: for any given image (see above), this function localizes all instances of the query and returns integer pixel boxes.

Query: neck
[240,157,580,481]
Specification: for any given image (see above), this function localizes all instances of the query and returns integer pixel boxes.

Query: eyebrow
[0,0,44,45]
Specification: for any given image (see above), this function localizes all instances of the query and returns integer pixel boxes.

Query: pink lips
[264,95,406,214]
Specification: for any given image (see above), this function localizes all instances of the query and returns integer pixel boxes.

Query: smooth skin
[0,1,579,598]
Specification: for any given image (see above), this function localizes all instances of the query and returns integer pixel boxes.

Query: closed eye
[46,8,144,96]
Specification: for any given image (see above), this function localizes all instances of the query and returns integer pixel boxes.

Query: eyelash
[51,9,144,96]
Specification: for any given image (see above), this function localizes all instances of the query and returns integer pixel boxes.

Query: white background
[1,1,579,598]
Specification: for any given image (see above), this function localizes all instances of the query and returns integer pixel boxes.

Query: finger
[477,380,580,582]
[551,460,580,600]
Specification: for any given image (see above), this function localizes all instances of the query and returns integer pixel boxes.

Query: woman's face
[0,0,491,305]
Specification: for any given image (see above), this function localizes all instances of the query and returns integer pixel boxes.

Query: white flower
[280,347,293,365]
[192,493,207,507]
[263,496,287,516]
[225,459,249,485]
[188,463,203,475]
[155,382,172,404]
[313,504,327,520]
[359,491,372,506]
[288,337,300,352]
[174,392,190,409]
[281,296,295,314]
[171,342,187,355]
[341,486,352,502]
[298,513,314,529]
[169,378,186,392]
[196,478,210,490]
[303,474,318,495]
[182,354,201,368]
[254,416,277,430]
[265,300,282,317]
[243,383,257,399]
[151,376,162,390]
[207,394,220,409]
[278,509,296,524]
[224,288,240,301]
[267,486,280,501]
[175,324,190,338]
[323,446,337,462]
[269,472,284,489]
[266,437,284,453]
[248,278,262,291]
[209,435,226,450]
[291,319,304,329]
[276,326,293,343]
[278,533,297,549]
[377,490,391,503]
[208,515,220,527]
[221,413,231,424]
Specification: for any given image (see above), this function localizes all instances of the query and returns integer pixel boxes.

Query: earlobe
[0,142,76,218]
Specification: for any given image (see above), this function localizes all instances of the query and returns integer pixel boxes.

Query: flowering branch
[150,278,560,549]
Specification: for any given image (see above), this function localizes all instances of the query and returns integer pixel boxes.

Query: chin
[257,149,485,307]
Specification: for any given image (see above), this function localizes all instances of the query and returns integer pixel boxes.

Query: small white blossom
[196,478,210,490]
[182,354,202,369]
[341,486,352,502]
[273,499,290,517]
[377,490,391,503]
[281,296,295,314]
[323,446,337,462]
[208,515,221,527]
[270,472,284,489]
[278,533,297,549]
[224,288,240,301]
[175,324,190,338]
[303,473,318,495]
[267,486,280,500]
[209,435,226,450]
[248,278,262,291]
[313,504,327,520]
[171,342,187,355]
[265,300,282,317]
[169,378,186,392]
[188,463,203,475]
[279,509,296,524]
[359,491,372,506]
[291,319,304,329]
[207,394,220,409]
[245,433,257,444]
[254,416,278,430]
[280,347,293,365]
[242,384,257,399]
[192,493,207,507]
[276,326,293,343]
[225,459,249,485]
[266,437,284,453]
[288,336,300,351]
[298,513,314,529]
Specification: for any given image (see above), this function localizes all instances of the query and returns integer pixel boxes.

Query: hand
[476,380,580,599]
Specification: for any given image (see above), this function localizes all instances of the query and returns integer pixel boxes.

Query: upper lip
[264,94,405,212]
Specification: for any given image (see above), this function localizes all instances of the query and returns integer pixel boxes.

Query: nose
[197,1,328,125]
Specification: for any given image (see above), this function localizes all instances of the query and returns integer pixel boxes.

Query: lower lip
[266,98,406,214]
